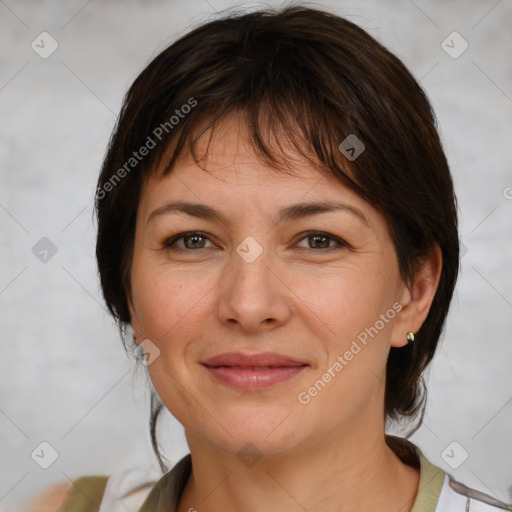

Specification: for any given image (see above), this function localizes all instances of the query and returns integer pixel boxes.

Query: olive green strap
[385,434,445,512]
[410,448,445,512]
[139,455,192,512]
[58,476,109,512]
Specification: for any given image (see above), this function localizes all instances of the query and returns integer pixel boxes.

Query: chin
[202,407,307,456]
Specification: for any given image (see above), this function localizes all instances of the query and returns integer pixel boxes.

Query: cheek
[131,266,214,425]
[287,264,399,403]
[289,264,396,339]
[131,262,215,344]
[291,269,397,412]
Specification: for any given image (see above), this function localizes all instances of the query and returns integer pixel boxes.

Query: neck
[177,426,420,512]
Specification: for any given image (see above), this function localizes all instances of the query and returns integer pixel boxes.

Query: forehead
[142,111,354,202]
[156,111,323,178]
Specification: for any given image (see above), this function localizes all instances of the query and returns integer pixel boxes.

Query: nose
[216,243,292,333]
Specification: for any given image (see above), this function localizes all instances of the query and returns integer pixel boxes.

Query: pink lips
[201,352,309,390]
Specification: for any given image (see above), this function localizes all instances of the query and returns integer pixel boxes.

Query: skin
[128,111,442,512]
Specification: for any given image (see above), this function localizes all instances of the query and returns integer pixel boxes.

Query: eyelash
[162,231,348,252]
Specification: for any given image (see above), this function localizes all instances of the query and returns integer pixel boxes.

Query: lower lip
[202,365,308,390]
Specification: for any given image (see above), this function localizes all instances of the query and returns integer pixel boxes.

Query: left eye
[295,231,345,250]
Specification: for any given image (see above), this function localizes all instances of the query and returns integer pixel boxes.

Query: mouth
[200,352,309,390]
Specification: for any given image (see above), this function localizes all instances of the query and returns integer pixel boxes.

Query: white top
[99,465,161,512]
[437,473,512,512]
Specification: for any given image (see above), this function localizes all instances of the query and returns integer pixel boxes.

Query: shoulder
[20,463,165,512]
[21,475,110,512]
[388,436,512,512]
[20,481,73,512]
[436,473,512,512]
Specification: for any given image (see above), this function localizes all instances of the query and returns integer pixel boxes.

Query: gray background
[1,0,511,510]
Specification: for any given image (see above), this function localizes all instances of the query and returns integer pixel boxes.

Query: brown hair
[95,5,459,471]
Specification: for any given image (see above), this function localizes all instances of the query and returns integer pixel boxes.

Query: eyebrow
[146,200,370,228]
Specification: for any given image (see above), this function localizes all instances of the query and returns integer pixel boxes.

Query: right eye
[162,231,216,251]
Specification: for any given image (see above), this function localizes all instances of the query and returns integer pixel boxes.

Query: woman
[24,5,512,512]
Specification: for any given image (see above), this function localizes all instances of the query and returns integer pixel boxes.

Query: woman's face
[129,113,415,457]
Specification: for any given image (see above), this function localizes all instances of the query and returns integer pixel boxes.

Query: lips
[201,352,308,368]
[200,352,309,391]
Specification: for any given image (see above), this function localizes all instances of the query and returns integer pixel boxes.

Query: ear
[390,244,442,348]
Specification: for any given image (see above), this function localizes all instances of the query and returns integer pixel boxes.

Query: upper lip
[201,352,308,367]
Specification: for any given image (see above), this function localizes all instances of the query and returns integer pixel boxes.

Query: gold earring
[406,332,415,344]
